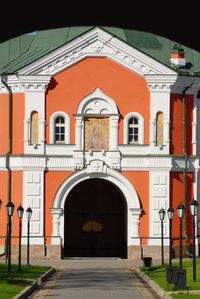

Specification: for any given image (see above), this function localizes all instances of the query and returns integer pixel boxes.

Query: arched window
[156,112,164,146]
[30,111,39,145]
[124,112,144,144]
[54,116,65,143]
[128,117,139,144]
[50,112,70,144]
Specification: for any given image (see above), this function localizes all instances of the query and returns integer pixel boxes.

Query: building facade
[0,26,200,259]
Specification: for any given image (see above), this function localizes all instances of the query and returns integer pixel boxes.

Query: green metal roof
[0,26,200,75]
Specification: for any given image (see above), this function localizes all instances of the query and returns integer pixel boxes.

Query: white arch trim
[124,112,144,144]
[51,167,142,246]
[50,111,70,144]
[76,88,118,115]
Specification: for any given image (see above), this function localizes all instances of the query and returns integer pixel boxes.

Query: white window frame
[124,112,144,144]
[50,111,70,144]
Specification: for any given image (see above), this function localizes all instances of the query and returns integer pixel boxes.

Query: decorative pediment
[76,88,118,115]
[18,27,177,77]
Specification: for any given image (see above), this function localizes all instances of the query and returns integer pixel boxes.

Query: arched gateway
[51,166,142,258]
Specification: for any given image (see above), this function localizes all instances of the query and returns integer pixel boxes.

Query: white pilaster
[75,116,83,150]
[50,208,63,244]
[145,74,177,154]
[149,119,156,145]
[148,170,170,245]
[129,209,141,245]
[24,119,30,143]
[164,119,170,146]
[109,115,119,150]
[39,119,46,143]
[22,170,44,245]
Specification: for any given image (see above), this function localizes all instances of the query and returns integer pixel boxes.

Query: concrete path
[27,258,160,299]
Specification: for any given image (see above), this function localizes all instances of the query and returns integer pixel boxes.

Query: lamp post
[0,199,2,210]
[6,202,15,273]
[17,205,24,271]
[159,208,166,265]
[177,203,185,270]
[167,207,174,266]
[189,198,199,282]
[26,207,32,265]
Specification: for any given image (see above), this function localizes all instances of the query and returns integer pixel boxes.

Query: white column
[50,208,63,245]
[149,119,155,145]
[39,119,45,143]
[129,209,141,245]
[109,115,119,150]
[164,119,170,146]
[24,119,30,143]
[75,116,83,150]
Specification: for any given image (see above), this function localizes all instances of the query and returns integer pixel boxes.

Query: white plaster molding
[124,112,144,144]
[17,27,176,77]
[45,144,75,155]
[145,74,178,92]
[87,159,107,173]
[2,74,52,92]
[0,155,198,172]
[76,88,118,115]
[50,111,70,144]
[119,145,149,155]
[75,88,119,151]
[0,157,7,170]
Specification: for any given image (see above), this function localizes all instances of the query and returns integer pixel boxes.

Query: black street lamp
[26,207,32,265]
[189,198,199,282]
[6,202,15,273]
[159,208,166,265]
[177,203,185,270]
[167,207,174,266]
[17,205,24,271]
[0,199,2,210]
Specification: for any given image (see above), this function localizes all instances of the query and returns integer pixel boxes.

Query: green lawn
[141,258,200,299]
[0,263,51,299]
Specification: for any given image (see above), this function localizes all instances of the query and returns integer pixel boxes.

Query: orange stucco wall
[0,172,8,241]
[0,94,9,154]
[170,172,193,246]
[0,171,23,245]
[45,57,150,145]
[44,171,73,244]
[121,171,149,245]
[0,93,24,154]
[170,94,193,155]
[12,93,24,154]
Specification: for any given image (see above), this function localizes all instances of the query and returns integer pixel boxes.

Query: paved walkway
[27,258,160,299]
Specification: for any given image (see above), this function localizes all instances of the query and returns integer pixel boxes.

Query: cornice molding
[18,27,177,78]
[0,74,52,93]
[144,74,178,92]
[0,155,198,171]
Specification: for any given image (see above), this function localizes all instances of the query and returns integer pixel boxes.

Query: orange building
[0,26,200,259]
